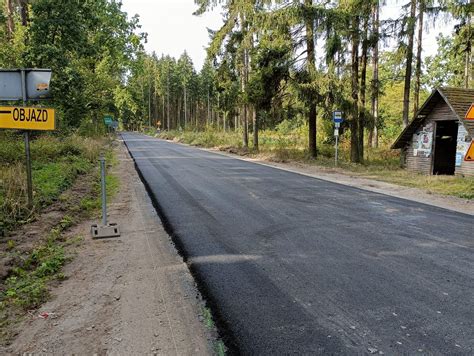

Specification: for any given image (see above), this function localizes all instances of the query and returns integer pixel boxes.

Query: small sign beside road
[104,116,113,125]
[333,110,343,166]
[464,141,474,161]
[0,106,55,131]
[0,69,52,101]
[333,110,343,123]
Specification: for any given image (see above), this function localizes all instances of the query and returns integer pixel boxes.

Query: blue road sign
[333,110,343,123]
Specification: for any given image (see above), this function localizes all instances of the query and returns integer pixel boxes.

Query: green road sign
[104,116,113,125]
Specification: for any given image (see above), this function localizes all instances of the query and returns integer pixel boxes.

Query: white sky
[121,0,454,71]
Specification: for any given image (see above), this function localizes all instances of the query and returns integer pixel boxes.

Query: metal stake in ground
[91,155,120,239]
[21,69,33,208]
[100,155,107,225]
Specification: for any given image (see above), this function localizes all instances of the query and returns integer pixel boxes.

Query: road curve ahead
[122,132,473,355]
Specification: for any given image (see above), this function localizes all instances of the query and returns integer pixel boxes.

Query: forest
[0,0,472,163]
[132,0,473,163]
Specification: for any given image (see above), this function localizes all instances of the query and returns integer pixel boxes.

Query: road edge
[119,133,240,355]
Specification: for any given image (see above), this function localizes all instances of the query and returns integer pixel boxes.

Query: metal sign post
[333,111,343,167]
[20,69,34,208]
[335,122,340,167]
[100,156,107,226]
[90,155,120,239]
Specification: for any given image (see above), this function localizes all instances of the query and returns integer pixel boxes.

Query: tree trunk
[162,95,165,130]
[207,88,211,127]
[413,0,424,115]
[371,0,380,148]
[305,0,317,158]
[465,10,472,88]
[253,108,258,151]
[184,85,187,130]
[167,73,170,130]
[148,82,152,127]
[240,12,249,148]
[359,15,369,162]
[402,0,417,128]
[243,104,249,147]
[351,16,361,163]
[19,0,29,26]
[5,0,15,40]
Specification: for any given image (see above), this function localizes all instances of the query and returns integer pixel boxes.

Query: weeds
[2,224,69,309]
[0,134,105,236]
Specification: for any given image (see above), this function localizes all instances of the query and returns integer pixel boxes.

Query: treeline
[1,0,144,133]
[1,1,472,163]
[126,0,472,163]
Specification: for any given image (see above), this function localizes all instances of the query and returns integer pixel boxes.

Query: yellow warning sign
[0,106,55,131]
[465,141,474,162]
[466,104,474,121]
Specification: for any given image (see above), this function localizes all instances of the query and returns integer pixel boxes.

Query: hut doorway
[433,120,458,175]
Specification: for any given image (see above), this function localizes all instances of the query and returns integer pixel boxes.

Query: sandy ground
[3,142,216,355]
[204,147,474,216]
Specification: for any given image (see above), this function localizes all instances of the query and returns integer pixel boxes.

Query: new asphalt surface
[122,132,473,355]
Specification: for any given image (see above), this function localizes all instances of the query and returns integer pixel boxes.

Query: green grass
[0,221,71,312]
[33,157,92,206]
[199,306,227,355]
[80,168,119,214]
[157,129,474,200]
[0,133,105,236]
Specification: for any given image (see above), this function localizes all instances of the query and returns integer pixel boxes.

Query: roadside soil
[1,141,217,355]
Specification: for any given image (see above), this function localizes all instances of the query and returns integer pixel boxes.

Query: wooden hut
[392,87,474,176]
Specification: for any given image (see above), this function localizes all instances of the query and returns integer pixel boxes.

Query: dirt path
[3,142,216,355]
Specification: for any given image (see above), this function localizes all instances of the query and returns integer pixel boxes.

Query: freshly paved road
[122,132,473,355]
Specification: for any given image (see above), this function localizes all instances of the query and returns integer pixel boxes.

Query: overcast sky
[121,0,453,71]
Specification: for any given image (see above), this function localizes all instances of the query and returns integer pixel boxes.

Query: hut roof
[392,87,474,149]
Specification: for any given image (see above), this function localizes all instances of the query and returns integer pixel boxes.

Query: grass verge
[0,134,119,346]
[0,133,106,236]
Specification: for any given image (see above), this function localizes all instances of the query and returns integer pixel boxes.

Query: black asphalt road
[122,132,473,355]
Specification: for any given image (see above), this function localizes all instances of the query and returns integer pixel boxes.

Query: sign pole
[333,111,343,168]
[21,69,33,208]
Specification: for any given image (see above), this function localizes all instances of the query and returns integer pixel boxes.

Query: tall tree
[402,0,417,128]
[350,11,361,163]
[370,0,380,148]
[5,0,14,40]
[305,0,318,158]
[413,0,425,115]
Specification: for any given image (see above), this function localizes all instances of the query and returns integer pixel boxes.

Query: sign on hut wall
[456,124,471,166]
[413,122,434,157]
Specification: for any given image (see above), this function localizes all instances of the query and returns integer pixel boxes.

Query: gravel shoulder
[3,141,216,355]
